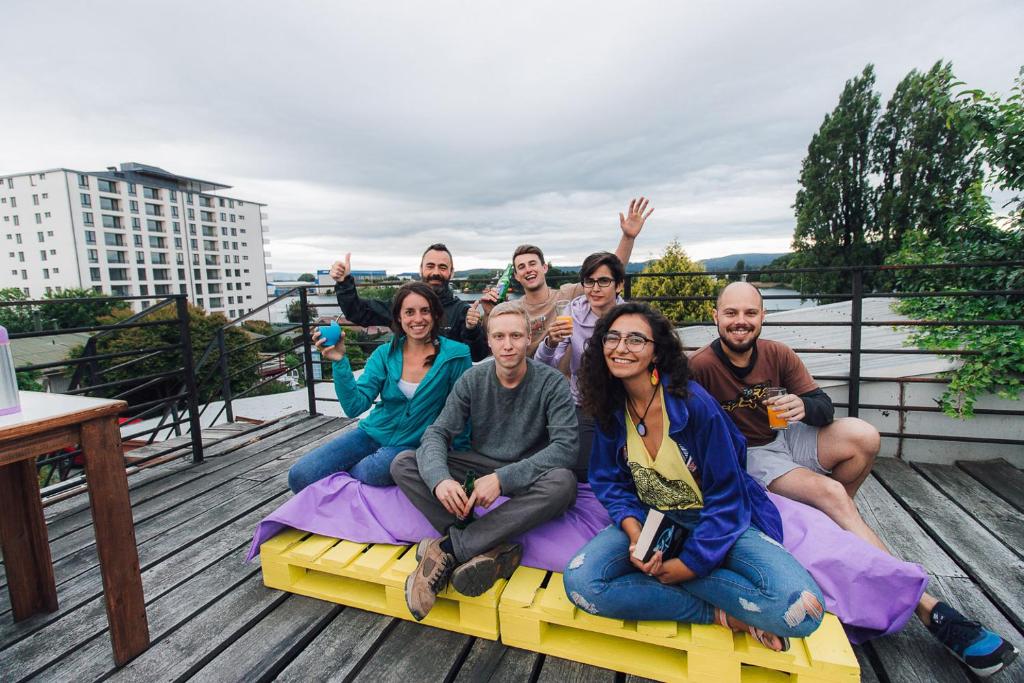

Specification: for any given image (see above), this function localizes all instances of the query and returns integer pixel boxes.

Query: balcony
[0,265,1020,683]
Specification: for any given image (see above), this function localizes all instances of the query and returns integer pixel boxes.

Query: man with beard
[689,282,1018,677]
[330,243,490,361]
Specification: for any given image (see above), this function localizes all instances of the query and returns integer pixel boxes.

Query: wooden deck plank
[914,462,1024,561]
[536,655,618,682]
[105,572,288,682]
[273,609,397,682]
[0,416,346,599]
[872,458,1024,633]
[351,619,472,681]
[0,473,290,649]
[957,459,1024,513]
[452,639,541,683]
[191,594,341,682]
[852,646,881,683]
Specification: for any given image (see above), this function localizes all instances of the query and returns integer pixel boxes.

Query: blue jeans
[563,515,824,638]
[287,427,408,493]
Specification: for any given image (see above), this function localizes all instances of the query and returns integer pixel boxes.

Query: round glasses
[602,331,654,351]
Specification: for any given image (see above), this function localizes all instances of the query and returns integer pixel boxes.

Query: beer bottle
[494,264,514,302]
[454,469,477,529]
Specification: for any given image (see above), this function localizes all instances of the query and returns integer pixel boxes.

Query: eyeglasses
[602,331,654,351]
[582,277,616,289]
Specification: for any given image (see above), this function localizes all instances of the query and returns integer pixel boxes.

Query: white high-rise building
[0,162,271,320]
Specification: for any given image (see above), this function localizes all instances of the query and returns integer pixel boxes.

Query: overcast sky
[2,1,1021,274]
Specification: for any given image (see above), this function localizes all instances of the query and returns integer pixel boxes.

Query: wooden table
[0,391,149,665]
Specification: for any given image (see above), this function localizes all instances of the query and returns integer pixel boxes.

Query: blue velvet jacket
[588,379,784,577]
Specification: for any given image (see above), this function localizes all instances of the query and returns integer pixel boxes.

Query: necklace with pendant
[629,386,659,437]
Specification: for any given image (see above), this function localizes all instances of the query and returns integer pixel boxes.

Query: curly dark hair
[578,302,690,432]
[390,281,443,367]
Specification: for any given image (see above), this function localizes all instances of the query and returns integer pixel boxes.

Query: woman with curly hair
[562,302,824,651]
[287,282,471,492]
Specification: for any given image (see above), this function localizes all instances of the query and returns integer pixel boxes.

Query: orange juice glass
[554,301,573,332]
[766,387,788,430]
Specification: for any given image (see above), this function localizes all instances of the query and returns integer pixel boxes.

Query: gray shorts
[746,421,831,488]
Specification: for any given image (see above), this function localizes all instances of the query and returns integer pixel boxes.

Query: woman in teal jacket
[288,282,472,492]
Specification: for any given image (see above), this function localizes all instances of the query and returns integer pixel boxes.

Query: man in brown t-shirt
[688,282,1020,675]
[689,282,883,541]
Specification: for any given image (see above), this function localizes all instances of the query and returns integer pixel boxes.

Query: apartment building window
[151,253,168,265]
[133,234,143,247]
[104,233,125,247]
[176,253,184,264]
[206,269,220,280]
[192,254,199,265]
[78,174,89,188]
[186,193,193,205]
[82,212,94,225]
[85,230,96,244]
[42,193,48,200]
[108,268,128,281]
[99,197,120,211]
[203,240,217,251]
[149,236,166,248]
[21,270,27,280]
[232,242,238,250]
[138,268,147,280]
[111,285,131,296]
[169,190,177,202]
[174,237,182,249]
[230,214,236,222]
[102,215,122,229]
[49,249,55,255]
[97,179,117,193]
[139,284,148,295]
[47,230,53,236]
[87,249,98,263]
[81,193,91,207]
[34,213,41,224]
[130,200,139,213]
[42,268,49,279]
[172,221,180,233]
[199,196,212,208]
[40,250,46,261]
[230,228,237,236]
[9,197,16,208]
[147,219,164,232]
[154,284,171,295]
[190,239,198,250]
[107,251,128,264]
[145,203,162,216]
[143,187,160,200]
[220,227,227,236]
[220,212,226,221]
[153,268,170,280]
[188,223,196,235]
[201,226,215,237]
[132,217,141,230]
[200,211,214,222]
[92,286,102,293]
[135,251,144,264]
[177,268,185,279]
[209,297,222,308]
[32,194,39,205]
[14,232,20,242]
[128,183,137,196]
[90,267,101,281]
[44,212,51,218]
[194,268,201,280]
[187,208,195,220]
[222,241,230,250]
[17,252,24,262]
[37,231,44,242]
[171,206,179,218]
[197,298,204,308]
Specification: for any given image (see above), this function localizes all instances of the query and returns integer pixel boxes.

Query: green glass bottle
[455,469,477,529]
[494,264,514,302]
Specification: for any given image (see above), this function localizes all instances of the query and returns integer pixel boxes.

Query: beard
[423,274,449,292]
[719,324,760,354]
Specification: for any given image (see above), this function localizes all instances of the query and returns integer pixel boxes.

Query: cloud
[1,0,1022,272]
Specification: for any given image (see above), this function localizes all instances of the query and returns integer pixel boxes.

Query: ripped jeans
[563,517,824,638]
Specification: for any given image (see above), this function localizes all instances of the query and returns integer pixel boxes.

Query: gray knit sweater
[415,359,578,494]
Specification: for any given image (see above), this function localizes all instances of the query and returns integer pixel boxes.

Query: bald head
[716,282,764,311]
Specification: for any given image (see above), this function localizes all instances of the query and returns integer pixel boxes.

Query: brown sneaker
[450,542,523,597]
[404,537,456,621]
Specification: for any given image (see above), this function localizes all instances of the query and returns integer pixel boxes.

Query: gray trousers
[390,449,578,562]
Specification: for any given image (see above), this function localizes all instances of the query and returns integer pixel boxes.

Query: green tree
[729,259,746,282]
[872,61,985,252]
[38,288,124,331]
[286,299,319,324]
[0,288,34,333]
[297,273,316,282]
[790,65,880,295]
[630,241,718,323]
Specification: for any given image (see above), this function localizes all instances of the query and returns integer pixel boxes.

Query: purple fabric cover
[247,473,926,644]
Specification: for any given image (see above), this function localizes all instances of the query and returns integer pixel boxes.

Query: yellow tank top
[625,386,703,510]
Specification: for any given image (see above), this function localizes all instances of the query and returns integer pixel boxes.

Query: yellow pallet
[259,530,506,639]
[499,568,860,683]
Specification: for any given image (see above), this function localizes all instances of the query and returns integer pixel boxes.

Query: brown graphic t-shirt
[509,282,584,356]
[688,339,818,447]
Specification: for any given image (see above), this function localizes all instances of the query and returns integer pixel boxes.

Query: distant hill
[699,253,786,271]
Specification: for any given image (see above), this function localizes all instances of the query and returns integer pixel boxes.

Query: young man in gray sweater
[391,302,578,620]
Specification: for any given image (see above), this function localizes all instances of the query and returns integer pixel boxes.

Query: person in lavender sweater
[534,251,625,479]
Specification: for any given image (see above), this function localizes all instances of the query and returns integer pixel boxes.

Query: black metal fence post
[176,295,204,463]
[848,269,863,418]
[299,287,318,417]
[217,327,234,423]
[623,273,632,300]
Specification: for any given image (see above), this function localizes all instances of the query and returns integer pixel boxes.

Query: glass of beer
[766,387,788,430]
[554,300,573,332]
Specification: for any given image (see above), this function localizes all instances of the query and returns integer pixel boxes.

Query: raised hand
[619,197,654,239]
[330,253,352,282]
[465,301,482,330]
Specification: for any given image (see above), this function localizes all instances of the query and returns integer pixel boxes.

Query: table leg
[0,459,58,620]
[81,416,150,666]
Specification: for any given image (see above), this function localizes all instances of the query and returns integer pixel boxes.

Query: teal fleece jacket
[332,336,472,448]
